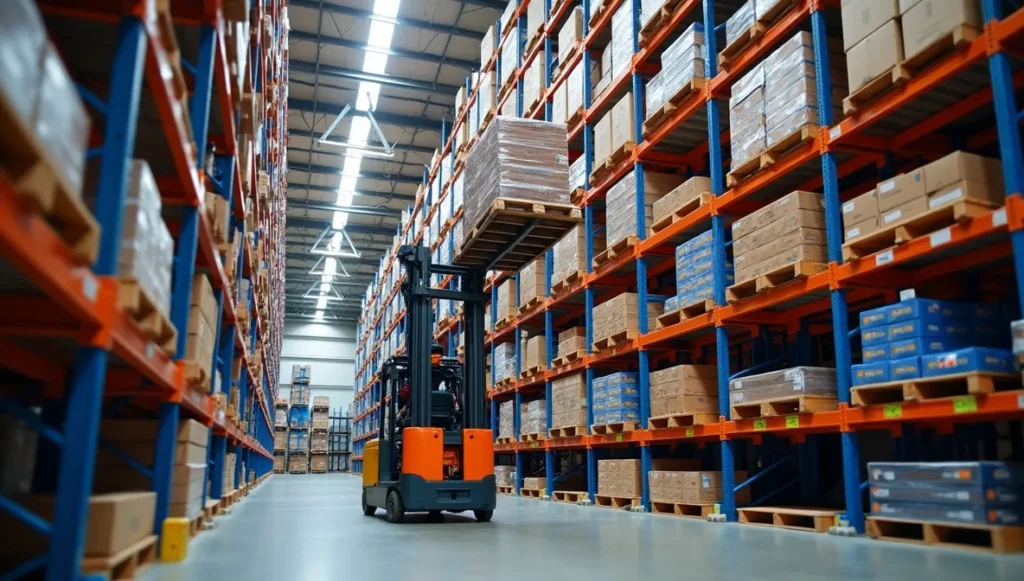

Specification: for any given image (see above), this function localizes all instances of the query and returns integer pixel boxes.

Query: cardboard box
[594,111,613,168]
[876,169,926,212]
[551,373,588,429]
[100,419,209,445]
[922,151,1003,195]
[847,19,904,94]
[495,278,518,323]
[611,91,635,150]
[552,81,567,125]
[841,0,901,51]
[519,256,546,308]
[733,209,827,257]
[524,335,547,371]
[735,244,828,282]
[928,179,1003,211]
[902,0,981,63]
[842,190,879,227]
[558,7,584,61]
[845,216,881,242]
[734,227,828,272]
[880,197,929,227]
[650,394,719,417]
[652,176,712,224]
[732,191,824,242]
[592,292,665,344]
[190,274,217,329]
[852,362,890,385]
[18,492,156,557]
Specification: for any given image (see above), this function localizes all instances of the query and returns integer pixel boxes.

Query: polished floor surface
[143,473,1024,580]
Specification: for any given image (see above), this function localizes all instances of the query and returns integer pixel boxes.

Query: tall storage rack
[329,410,352,472]
[352,0,1024,536]
[0,1,287,576]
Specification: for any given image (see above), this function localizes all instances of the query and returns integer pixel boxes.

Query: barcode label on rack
[829,126,842,141]
[993,208,1007,227]
[930,228,951,247]
[875,249,894,266]
[82,273,98,302]
[685,427,695,437]
[146,342,155,360]
[1018,394,1024,409]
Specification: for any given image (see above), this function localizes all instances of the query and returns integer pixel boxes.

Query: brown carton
[17,492,156,557]
[594,110,613,168]
[876,169,926,212]
[734,227,828,273]
[649,365,717,394]
[736,244,829,282]
[650,394,719,417]
[611,91,635,150]
[844,215,881,242]
[847,20,904,94]
[523,476,546,491]
[732,191,824,242]
[551,373,588,429]
[495,278,518,323]
[921,151,1004,195]
[190,274,217,329]
[841,0,900,51]
[519,256,546,308]
[902,0,981,62]
[524,335,547,371]
[592,292,664,345]
[652,176,712,224]
[733,210,827,258]
[881,197,929,227]
[927,179,1003,210]
[558,7,584,62]
[100,419,209,445]
[841,190,879,227]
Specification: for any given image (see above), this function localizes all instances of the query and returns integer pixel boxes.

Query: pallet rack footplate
[81,535,158,579]
[737,507,839,533]
[651,501,716,519]
[866,517,1024,553]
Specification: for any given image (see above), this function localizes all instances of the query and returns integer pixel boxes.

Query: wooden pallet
[553,44,581,79]
[726,261,828,303]
[651,501,716,519]
[638,0,685,46]
[902,25,981,74]
[842,199,997,261]
[551,270,584,295]
[590,141,636,185]
[593,235,638,268]
[738,507,838,533]
[117,279,178,355]
[311,469,328,474]
[493,377,515,391]
[188,514,204,537]
[495,314,515,330]
[591,421,638,435]
[756,0,797,24]
[718,22,767,69]
[520,431,547,442]
[851,371,1021,407]
[549,425,587,438]
[726,124,818,187]
[81,535,158,580]
[551,349,586,368]
[520,488,546,498]
[496,436,517,445]
[642,78,706,137]
[0,90,101,265]
[656,298,715,329]
[454,198,582,272]
[867,517,1024,553]
[552,490,589,504]
[183,360,211,393]
[650,192,714,235]
[497,485,515,495]
[648,412,719,430]
[843,65,911,116]
[730,394,838,420]
[593,329,638,351]
[566,106,586,132]
[518,296,543,314]
[595,495,639,509]
[520,365,546,379]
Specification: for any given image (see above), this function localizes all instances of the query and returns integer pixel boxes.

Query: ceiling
[284,0,504,323]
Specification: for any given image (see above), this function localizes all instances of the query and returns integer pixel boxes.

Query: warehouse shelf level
[353,0,1024,547]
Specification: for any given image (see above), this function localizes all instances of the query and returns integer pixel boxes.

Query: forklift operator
[395,342,451,426]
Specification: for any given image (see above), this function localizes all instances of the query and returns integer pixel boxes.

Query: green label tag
[615,433,623,442]
[953,396,978,414]
[753,419,767,431]
[785,415,799,429]
[883,404,902,419]
[530,441,539,449]
[685,427,695,438]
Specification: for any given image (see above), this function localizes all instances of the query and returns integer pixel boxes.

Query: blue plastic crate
[921,347,1015,378]
[852,362,890,386]
[887,319,970,342]
[862,327,889,347]
[885,298,962,324]
[889,337,963,360]
[863,343,889,363]
[860,305,888,330]
[889,356,921,381]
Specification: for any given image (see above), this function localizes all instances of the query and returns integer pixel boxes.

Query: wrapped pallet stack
[311,396,330,474]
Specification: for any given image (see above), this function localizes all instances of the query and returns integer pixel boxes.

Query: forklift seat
[431,391,455,429]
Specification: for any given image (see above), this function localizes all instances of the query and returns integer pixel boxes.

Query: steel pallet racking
[329,410,352,472]
[0,1,286,576]
[352,0,1024,535]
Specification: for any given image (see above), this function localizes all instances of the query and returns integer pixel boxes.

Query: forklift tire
[361,490,376,516]
[473,510,493,523]
[385,490,405,523]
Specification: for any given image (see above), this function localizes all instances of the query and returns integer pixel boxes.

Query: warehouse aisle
[144,475,1024,580]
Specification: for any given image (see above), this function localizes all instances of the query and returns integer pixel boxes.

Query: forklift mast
[397,244,488,430]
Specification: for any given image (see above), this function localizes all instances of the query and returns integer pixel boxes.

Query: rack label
[145,342,155,360]
[829,126,842,141]
[530,441,539,448]
[929,228,951,247]
[685,427,695,437]
[82,273,98,302]
[953,395,977,414]
[753,419,767,431]
[875,249,894,267]
[993,208,1008,227]
[615,433,623,442]
[883,404,902,419]
[785,415,799,428]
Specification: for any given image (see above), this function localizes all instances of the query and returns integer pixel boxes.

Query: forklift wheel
[361,490,376,516]
[473,510,493,523]
[385,490,406,523]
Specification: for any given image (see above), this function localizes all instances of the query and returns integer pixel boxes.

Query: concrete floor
[144,474,1024,580]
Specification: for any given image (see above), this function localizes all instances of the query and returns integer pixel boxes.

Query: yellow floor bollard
[160,518,191,562]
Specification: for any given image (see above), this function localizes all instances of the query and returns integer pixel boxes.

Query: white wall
[279,321,356,415]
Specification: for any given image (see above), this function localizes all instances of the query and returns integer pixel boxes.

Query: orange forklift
[361,245,495,523]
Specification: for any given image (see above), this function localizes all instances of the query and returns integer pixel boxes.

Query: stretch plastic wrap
[521,398,547,434]
[609,0,634,81]
[645,23,706,119]
[494,342,516,383]
[569,156,587,191]
[728,366,837,405]
[461,117,571,238]
[499,399,514,439]
[0,0,45,124]
[501,25,519,88]
[729,62,766,167]
[121,161,174,316]
[724,0,755,48]
[36,43,90,197]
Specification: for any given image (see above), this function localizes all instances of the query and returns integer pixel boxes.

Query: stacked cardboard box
[522,49,547,113]
[593,372,640,426]
[480,25,495,69]
[523,335,547,372]
[649,364,719,418]
[868,461,1023,525]
[519,257,545,309]
[551,373,588,431]
[852,298,1009,386]
[520,399,547,435]
[310,455,328,473]
[95,419,209,520]
[649,469,752,504]
[273,454,285,472]
[675,230,734,309]
[732,191,827,283]
[499,400,515,440]
[558,7,584,66]
[461,118,571,245]
[598,459,695,498]
[478,70,496,127]
[593,91,636,171]
[288,454,308,474]
[592,292,665,346]
[493,342,517,384]
[223,452,236,493]
[311,432,329,453]
[653,176,711,227]
[729,367,838,407]
[523,477,546,491]
[552,224,606,289]
[273,430,287,450]
[569,157,587,192]
[844,151,1004,243]
[604,171,686,251]
[187,274,218,389]
[120,162,174,319]
[288,430,308,451]
[645,23,706,121]
[495,465,515,488]
[557,327,586,360]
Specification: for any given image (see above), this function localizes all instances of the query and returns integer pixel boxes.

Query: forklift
[361,245,496,523]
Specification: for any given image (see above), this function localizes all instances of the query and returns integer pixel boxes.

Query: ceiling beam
[289,77,451,111]
[286,252,386,265]
[285,218,396,235]
[289,98,442,132]
[290,59,461,97]
[289,0,486,41]
[287,128,435,156]
[287,199,403,219]
[456,0,508,9]
[290,30,478,71]
[288,162,423,185]
[288,182,415,203]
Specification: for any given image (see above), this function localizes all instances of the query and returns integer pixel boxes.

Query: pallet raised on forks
[726,261,828,303]
[867,517,1024,553]
[591,421,638,435]
[730,394,838,420]
[648,412,719,430]
[651,501,716,519]
[850,371,1021,407]
[738,507,839,533]
[81,535,158,580]
[454,198,582,272]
